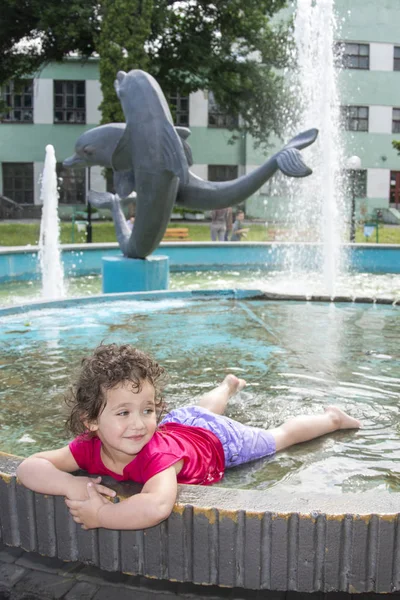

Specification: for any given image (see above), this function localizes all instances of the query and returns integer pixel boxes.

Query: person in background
[126,216,135,231]
[224,207,233,241]
[230,210,249,241]
[210,208,228,241]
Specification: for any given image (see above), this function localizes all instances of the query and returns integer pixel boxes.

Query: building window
[392,108,400,133]
[169,92,189,127]
[394,47,400,71]
[208,165,238,182]
[208,91,238,128]
[337,42,369,70]
[56,164,86,204]
[341,106,369,131]
[390,171,400,206]
[2,163,34,203]
[0,80,33,123]
[54,81,86,124]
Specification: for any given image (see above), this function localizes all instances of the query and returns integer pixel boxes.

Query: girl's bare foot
[223,374,247,397]
[325,406,361,430]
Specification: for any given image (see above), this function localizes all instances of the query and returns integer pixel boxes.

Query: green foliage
[1,222,400,246]
[0,0,292,149]
[146,0,292,150]
[393,140,400,154]
[98,0,154,123]
[0,0,99,83]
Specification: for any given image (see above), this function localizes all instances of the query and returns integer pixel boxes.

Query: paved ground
[1,542,400,600]
[0,541,241,600]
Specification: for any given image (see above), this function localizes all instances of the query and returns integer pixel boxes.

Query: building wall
[1,0,400,219]
[0,60,103,206]
[336,0,400,217]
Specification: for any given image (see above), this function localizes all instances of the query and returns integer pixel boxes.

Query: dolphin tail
[274,128,318,178]
[284,128,319,151]
[276,148,312,178]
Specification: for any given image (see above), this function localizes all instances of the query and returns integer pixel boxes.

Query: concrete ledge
[1,454,400,593]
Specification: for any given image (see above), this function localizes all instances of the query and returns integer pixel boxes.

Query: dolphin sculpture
[64,69,318,259]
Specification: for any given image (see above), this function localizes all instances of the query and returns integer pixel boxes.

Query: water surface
[0,269,399,307]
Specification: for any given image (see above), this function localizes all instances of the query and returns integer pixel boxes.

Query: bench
[163,227,190,240]
[269,228,289,241]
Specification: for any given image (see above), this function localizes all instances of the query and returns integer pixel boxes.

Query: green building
[0,0,399,222]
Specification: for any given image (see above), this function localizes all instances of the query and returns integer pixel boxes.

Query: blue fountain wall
[0,242,399,283]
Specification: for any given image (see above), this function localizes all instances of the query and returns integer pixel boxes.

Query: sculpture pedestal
[102,255,169,293]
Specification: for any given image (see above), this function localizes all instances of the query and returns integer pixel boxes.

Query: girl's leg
[269,406,361,452]
[198,374,246,415]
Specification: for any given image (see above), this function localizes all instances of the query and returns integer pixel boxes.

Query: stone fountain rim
[0,288,399,317]
[1,240,400,256]
[1,451,399,517]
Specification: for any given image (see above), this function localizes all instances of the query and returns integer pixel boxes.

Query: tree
[97,0,154,124]
[393,141,400,154]
[0,0,291,148]
[0,0,99,83]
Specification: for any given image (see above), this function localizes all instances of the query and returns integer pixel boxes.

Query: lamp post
[86,167,92,243]
[346,155,361,243]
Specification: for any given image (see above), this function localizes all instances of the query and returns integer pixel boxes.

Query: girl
[17,343,360,531]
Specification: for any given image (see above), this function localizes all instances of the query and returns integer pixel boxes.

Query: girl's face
[88,379,157,463]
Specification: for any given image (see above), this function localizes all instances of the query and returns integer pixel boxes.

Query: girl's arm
[65,460,183,530]
[17,447,116,501]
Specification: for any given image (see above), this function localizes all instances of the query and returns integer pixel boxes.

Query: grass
[0,221,399,246]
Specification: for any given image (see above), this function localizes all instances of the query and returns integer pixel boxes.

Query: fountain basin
[0,242,399,284]
[0,290,399,593]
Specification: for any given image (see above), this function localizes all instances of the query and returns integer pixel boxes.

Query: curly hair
[65,343,167,436]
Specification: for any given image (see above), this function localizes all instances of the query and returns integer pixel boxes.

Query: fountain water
[278,0,346,295]
[38,144,65,299]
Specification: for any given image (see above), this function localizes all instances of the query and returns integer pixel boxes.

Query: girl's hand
[65,482,111,530]
[66,476,116,501]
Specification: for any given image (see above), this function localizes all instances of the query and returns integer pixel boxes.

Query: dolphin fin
[175,127,191,140]
[162,122,190,185]
[284,128,319,151]
[276,148,312,178]
[111,128,132,171]
[175,127,193,166]
[88,190,116,209]
[114,170,136,198]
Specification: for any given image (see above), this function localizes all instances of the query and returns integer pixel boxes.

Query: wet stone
[0,563,26,591]
[77,565,130,586]
[64,581,100,600]
[0,544,24,564]
[15,552,65,575]
[93,586,148,600]
[13,571,75,599]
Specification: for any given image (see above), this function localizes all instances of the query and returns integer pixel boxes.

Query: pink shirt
[69,422,225,485]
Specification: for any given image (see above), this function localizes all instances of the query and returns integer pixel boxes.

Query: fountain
[38,144,65,300]
[0,1,400,594]
[275,0,346,296]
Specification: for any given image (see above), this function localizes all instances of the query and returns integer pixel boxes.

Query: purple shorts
[160,406,276,468]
